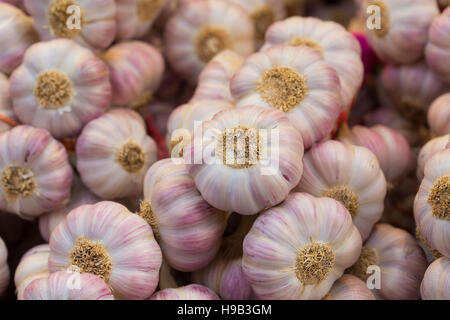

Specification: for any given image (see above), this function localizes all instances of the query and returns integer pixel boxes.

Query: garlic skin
[414,148,450,258]
[103,41,165,109]
[347,224,427,300]
[76,109,158,199]
[0,3,38,74]
[295,140,387,241]
[261,16,363,110]
[323,275,375,300]
[428,93,450,136]
[0,237,9,296]
[25,0,116,51]
[426,8,450,85]
[167,99,234,158]
[0,125,73,219]
[361,0,439,64]
[191,50,244,104]
[231,45,342,149]
[185,106,304,215]
[21,270,114,300]
[164,0,254,83]
[416,134,450,181]
[49,201,162,300]
[9,39,112,139]
[0,73,17,134]
[150,284,220,300]
[243,193,362,300]
[421,257,450,300]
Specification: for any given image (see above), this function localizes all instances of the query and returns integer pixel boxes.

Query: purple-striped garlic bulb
[49,201,162,300]
[24,0,116,51]
[141,158,227,272]
[0,3,37,74]
[417,134,450,181]
[0,73,16,134]
[347,224,427,300]
[0,125,73,219]
[261,16,363,110]
[243,193,362,300]
[428,93,450,136]
[191,50,244,104]
[414,148,450,258]
[76,109,158,199]
[338,125,412,187]
[39,177,99,242]
[0,237,9,296]
[421,257,450,300]
[164,0,254,83]
[103,41,164,109]
[167,99,234,158]
[185,106,304,215]
[21,270,114,300]
[416,226,443,263]
[295,140,387,241]
[426,8,450,85]
[361,0,439,64]
[9,39,111,139]
[323,275,375,300]
[150,284,220,300]
[231,45,342,149]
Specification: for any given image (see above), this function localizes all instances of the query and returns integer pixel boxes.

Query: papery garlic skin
[9,39,111,139]
[295,140,387,241]
[261,16,363,109]
[21,270,114,300]
[49,201,162,300]
[185,106,304,215]
[428,93,450,136]
[150,284,220,300]
[416,134,450,181]
[414,148,450,258]
[231,45,342,149]
[361,0,439,64]
[243,193,362,300]
[420,257,450,300]
[0,3,38,74]
[0,73,16,134]
[25,0,116,50]
[164,0,254,82]
[0,125,73,219]
[0,237,9,295]
[323,275,375,300]
[426,8,450,85]
[76,109,158,199]
[103,41,165,108]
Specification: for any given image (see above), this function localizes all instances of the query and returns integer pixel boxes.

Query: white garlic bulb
[0,237,9,296]
[420,257,450,300]
[150,284,220,300]
[416,134,450,181]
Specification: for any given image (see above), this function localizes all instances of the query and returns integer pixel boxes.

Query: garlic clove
[420,257,450,300]
[428,93,450,136]
[150,284,220,300]
[323,274,376,300]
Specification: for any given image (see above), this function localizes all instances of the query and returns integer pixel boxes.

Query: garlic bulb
[338,125,412,186]
[21,270,114,300]
[0,125,73,219]
[76,109,158,199]
[185,106,304,215]
[323,275,375,300]
[164,0,254,82]
[231,45,342,149]
[416,225,442,263]
[295,140,387,241]
[0,237,9,296]
[25,0,116,50]
[115,0,167,40]
[261,16,364,109]
[141,158,227,272]
[414,148,450,258]
[0,3,37,74]
[103,41,165,109]
[426,8,450,85]
[416,134,450,181]
[0,73,17,134]
[428,93,450,136]
[150,284,220,300]
[167,99,234,158]
[243,192,362,300]
[421,257,450,300]
[39,176,99,242]
[49,201,162,300]
[361,0,439,64]
[347,224,427,300]
[9,39,111,139]
[191,50,244,104]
